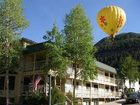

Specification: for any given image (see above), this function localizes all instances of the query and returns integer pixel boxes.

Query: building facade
[0,38,120,105]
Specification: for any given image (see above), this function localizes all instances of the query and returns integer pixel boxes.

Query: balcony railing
[22,85,33,94]
[96,74,116,84]
[23,60,45,71]
[75,90,119,98]
[22,84,46,94]
[66,86,119,98]
[23,62,34,71]
[35,60,46,70]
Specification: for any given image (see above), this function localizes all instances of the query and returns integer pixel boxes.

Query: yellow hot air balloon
[97,6,126,38]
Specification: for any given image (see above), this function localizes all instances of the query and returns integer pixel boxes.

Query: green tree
[0,0,28,104]
[64,5,97,104]
[43,24,69,77]
[119,55,140,88]
[43,24,69,105]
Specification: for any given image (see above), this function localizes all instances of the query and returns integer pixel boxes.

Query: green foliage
[51,87,66,105]
[127,88,135,94]
[119,55,140,83]
[95,32,140,69]
[0,0,28,73]
[66,91,78,105]
[43,24,69,77]
[64,5,96,100]
[23,92,47,105]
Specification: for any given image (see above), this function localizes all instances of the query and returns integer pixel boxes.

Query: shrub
[51,87,66,105]
[23,92,47,105]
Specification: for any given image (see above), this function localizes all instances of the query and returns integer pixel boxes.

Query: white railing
[97,75,116,84]
[110,78,116,83]
[75,91,118,98]
[66,86,118,98]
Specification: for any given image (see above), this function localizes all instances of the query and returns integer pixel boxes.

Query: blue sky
[22,0,140,43]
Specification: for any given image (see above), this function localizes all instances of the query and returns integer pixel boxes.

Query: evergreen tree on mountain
[95,32,140,69]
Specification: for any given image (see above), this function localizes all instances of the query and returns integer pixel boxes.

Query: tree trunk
[6,69,9,105]
[129,81,131,88]
[73,64,77,105]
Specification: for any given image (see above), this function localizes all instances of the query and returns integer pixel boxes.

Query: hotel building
[0,38,120,105]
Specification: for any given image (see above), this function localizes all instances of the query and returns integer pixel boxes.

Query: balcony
[75,89,118,98]
[23,60,45,71]
[96,74,116,84]
[23,62,34,71]
[0,90,15,97]
[65,84,118,99]
[35,60,46,70]
[22,84,46,95]
[22,85,33,94]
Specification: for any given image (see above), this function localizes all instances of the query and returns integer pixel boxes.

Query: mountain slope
[95,32,140,68]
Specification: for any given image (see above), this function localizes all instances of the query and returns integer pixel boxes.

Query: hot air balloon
[97,6,126,38]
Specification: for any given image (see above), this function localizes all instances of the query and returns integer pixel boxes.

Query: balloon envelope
[97,6,126,37]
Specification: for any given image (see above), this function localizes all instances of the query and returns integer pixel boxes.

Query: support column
[48,74,52,105]
[114,86,116,100]
[33,54,36,92]
[108,72,110,83]
[104,84,106,103]
[90,82,92,105]
[81,80,83,104]
[109,86,111,102]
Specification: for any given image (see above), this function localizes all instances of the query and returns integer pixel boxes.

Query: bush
[127,88,135,94]
[51,87,66,105]
[23,92,48,105]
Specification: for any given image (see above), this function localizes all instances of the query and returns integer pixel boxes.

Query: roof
[21,37,37,44]
[23,42,46,54]
[96,61,116,74]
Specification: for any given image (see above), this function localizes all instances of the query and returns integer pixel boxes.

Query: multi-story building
[0,38,120,105]
[65,61,119,105]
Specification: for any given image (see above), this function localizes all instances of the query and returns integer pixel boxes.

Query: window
[105,72,109,76]
[24,76,32,85]
[93,84,98,88]
[56,77,61,86]
[0,77,5,90]
[111,86,114,91]
[105,86,109,91]
[110,73,114,78]
[86,83,91,88]
[9,76,15,90]
[23,76,33,92]
[73,81,79,87]
[116,87,118,92]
